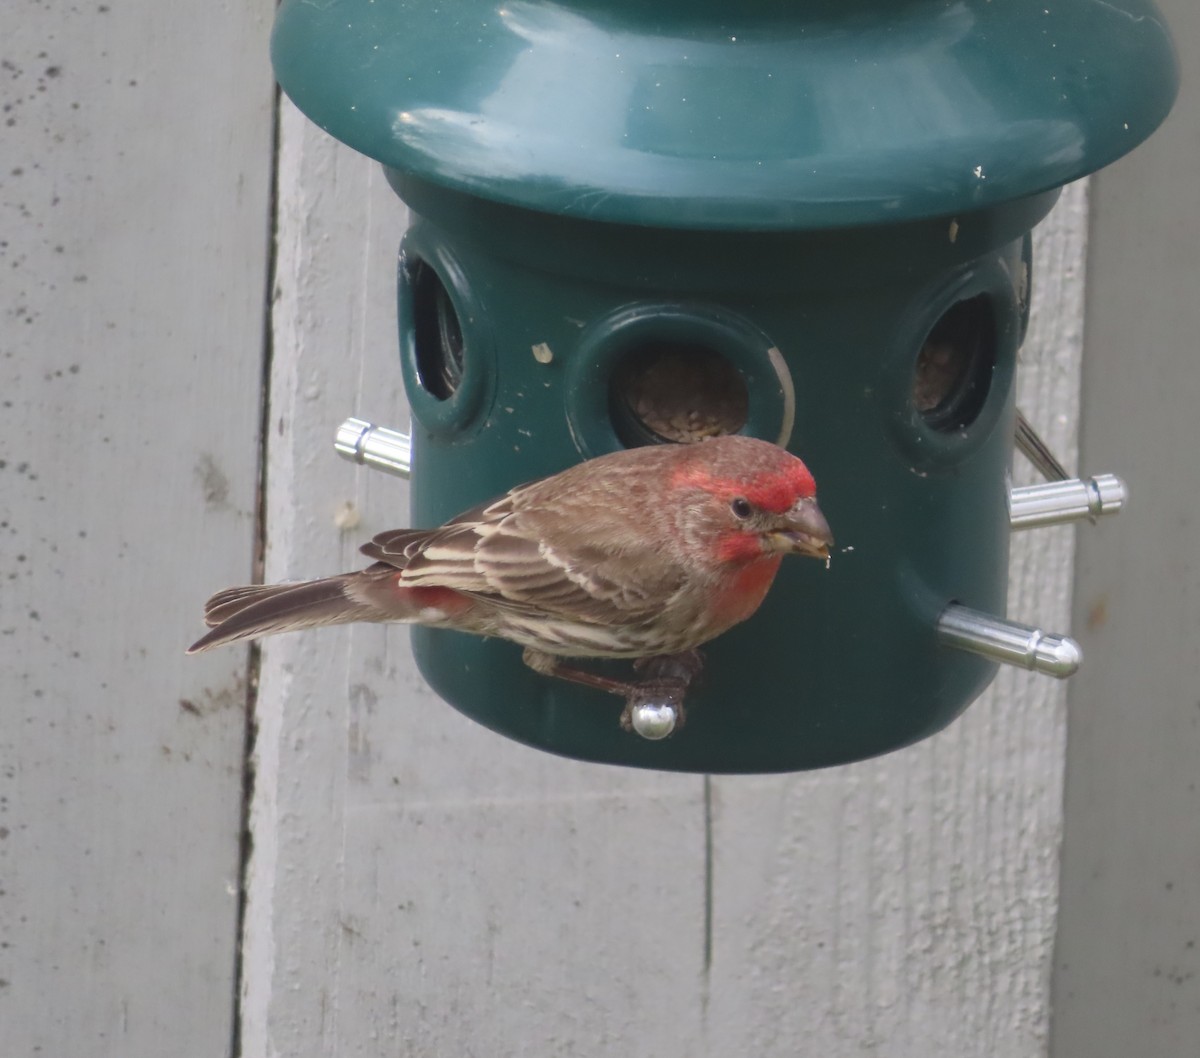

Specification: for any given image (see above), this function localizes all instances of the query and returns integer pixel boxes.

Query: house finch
[188,435,832,698]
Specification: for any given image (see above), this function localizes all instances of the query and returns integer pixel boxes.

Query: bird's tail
[186,572,384,654]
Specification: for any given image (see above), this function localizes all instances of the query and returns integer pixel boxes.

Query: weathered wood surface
[243,93,1088,1055]
[0,3,275,1055]
[706,183,1088,1057]
[1054,1,1200,1052]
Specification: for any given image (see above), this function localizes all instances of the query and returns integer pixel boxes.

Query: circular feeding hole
[610,342,749,446]
[409,257,464,401]
[912,294,996,432]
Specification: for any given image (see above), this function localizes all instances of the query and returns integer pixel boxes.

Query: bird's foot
[521,648,704,740]
[620,651,704,739]
[522,648,641,697]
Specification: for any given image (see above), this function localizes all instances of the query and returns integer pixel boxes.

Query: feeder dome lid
[272,0,1178,230]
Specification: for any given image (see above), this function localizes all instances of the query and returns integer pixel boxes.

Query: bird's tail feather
[187,574,381,653]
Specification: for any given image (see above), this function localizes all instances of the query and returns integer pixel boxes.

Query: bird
[188,435,833,700]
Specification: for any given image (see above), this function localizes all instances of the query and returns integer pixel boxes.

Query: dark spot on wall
[194,454,230,511]
[177,679,246,718]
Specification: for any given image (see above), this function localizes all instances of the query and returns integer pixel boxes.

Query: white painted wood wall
[237,111,1087,1058]
[6,3,1194,1056]
[2,3,275,1056]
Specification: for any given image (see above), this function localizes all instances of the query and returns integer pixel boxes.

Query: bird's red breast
[708,555,784,629]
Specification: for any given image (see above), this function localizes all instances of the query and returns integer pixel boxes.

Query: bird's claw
[619,679,689,736]
[631,649,704,682]
[522,647,704,739]
[619,651,704,739]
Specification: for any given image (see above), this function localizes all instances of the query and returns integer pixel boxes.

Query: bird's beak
[767,497,834,560]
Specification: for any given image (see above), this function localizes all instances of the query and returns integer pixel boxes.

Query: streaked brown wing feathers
[359,477,681,625]
[360,528,434,567]
[422,511,675,622]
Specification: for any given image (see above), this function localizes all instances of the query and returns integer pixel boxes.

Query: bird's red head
[667,436,833,566]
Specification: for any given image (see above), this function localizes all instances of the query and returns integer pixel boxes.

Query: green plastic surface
[273,0,1178,229]
[390,178,1047,771]
[269,0,1177,770]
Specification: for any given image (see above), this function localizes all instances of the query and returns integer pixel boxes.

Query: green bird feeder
[272,0,1177,772]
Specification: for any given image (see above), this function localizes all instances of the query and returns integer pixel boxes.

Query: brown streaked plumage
[188,436,832,690]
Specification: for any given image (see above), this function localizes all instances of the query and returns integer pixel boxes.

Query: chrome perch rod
[1009,474,1127,530]
[334,418,412,479]
[937,604,1082,678]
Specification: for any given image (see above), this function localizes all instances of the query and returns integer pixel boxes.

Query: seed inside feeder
[912,294,996,432]
[611,343,749,445]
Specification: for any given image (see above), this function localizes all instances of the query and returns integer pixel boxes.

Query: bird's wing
[360,493,508,568]
[360,528,438,568]
[379,488,685,625]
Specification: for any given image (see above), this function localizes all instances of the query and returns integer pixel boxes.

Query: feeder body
[271,0,1178,771]
[395,176,1047,771]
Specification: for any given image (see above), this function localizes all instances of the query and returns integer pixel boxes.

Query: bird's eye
[730,497,753,520]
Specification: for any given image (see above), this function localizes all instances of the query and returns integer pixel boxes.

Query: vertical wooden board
[705,187,1089,1057]
[0,3,275,1056]
[1054,4,1200,1052]
[333,793,706,1056]
[241,106,708,1058]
